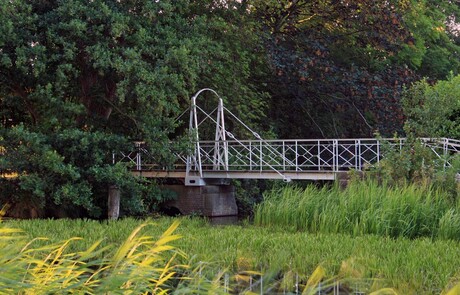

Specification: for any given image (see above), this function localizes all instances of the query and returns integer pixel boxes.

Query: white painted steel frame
[113,89,460,185]
[114,137,459,182]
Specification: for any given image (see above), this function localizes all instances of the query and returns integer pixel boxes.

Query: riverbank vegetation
[254,180,460,240]
[3,217,460,294]
[1,0,460,218]
[1,1,459,292]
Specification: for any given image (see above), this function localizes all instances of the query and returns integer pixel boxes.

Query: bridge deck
[131,170,336,181]
[114,89,459,186]
[116,137,459,185]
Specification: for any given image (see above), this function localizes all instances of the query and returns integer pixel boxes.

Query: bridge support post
[108,185,120,220]
[161,184,238,217]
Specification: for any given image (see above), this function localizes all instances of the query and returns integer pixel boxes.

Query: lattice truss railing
[193,138,459,172]
[113,89,460,180]
[114,137,459,173]
[113,141,189,171]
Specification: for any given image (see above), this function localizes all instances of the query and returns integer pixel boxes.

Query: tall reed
[0,219,230,294]
[5,217,460,294]
[254,180,460,240]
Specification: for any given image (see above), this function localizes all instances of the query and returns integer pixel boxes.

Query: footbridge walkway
[114,89,460,186]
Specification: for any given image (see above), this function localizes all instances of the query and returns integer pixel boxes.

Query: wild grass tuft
[0,219,231,294]
[254,180,460,240]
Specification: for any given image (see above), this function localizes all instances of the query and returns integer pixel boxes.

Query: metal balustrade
[113,137,459,185]
[112,89,460,185]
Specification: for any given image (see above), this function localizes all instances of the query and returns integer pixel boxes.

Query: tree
[402,74,460,139]
[403,0,460,80]
[252,0,460,138]
[0,0,268,217]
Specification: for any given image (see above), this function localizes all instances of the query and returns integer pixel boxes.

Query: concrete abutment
[161,184,238,217]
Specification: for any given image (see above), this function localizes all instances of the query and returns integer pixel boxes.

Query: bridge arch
[186,88,228,185]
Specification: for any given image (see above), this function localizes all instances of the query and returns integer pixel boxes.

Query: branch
[102,96,141,131]
[300,104,326,138]
[350,101,373,130]
[322,92,374,133]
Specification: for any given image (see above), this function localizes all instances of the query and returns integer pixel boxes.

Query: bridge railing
[113,138,459,174]
[197,139,372,172]
[196,138,402,172]
[112,141,188,171]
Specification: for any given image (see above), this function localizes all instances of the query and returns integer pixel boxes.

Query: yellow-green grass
[5,217,460,294]
[1,219,185,294]
[254,180,460,240]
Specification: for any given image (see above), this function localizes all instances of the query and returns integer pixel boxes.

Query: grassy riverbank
[4,217,460,294]
[254,180,460,240]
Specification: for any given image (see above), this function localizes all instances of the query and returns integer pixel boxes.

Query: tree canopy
[403,74,460,139]
[254,0,460,138]
[0,0,267,217]
[1,0,459,217]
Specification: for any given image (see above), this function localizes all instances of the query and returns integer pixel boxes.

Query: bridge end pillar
[108,185,121,220]
[161,184,238,217]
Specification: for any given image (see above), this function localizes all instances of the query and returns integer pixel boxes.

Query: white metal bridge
[114,89,460,186]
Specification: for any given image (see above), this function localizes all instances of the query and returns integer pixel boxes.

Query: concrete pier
[161,185,238,217]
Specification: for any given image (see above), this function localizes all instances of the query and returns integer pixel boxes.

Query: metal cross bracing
[113,89,460,186]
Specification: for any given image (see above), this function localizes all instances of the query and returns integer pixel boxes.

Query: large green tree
[253,0,460,138]
[405,0,460,79]
[0,0,267,217]
[403,74,460,139]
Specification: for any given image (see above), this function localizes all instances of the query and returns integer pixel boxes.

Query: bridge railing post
[355,140,358,170]
[295,140,298,172]
[317,140,320,171]
[134,141,144,171]
[260,140,263,172]
[249,141,252,171]
[282,141,286,171]
[333,140,338,172]
[443,138,448,171]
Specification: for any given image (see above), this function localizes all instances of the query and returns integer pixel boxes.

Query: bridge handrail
[194,137,457,143]
[113,137,459,174]
[113,88,459,183]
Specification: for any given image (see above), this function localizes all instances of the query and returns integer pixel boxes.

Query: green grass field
[4,217,460,294]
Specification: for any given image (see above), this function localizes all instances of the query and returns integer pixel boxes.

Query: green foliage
[374,136,441,185]
[402,74,460,139]
[253,0,460,138]
[253,0,420,138]
[401,0,460,79]
[432,156,460,203]
[233,179,277,218]
[373,135,459,204]
[374,74,460,201]
[0,0,269,216]
[254,180,460,240]
[0,125,155,217]
[1,0,459,217]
